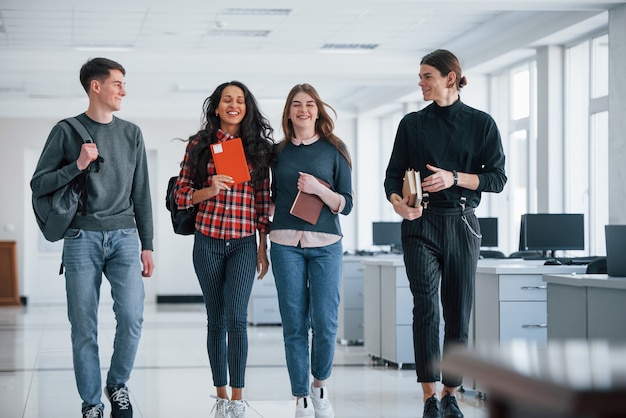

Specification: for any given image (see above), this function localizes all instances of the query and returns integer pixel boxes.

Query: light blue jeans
[270,240,343,397]
[62,228,145,410]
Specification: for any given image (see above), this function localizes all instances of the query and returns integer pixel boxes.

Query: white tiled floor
[0,303,489,418]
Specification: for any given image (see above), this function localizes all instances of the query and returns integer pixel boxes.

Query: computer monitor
[372,221,402,253]
[519,213,584,258]
[477,217,498,248]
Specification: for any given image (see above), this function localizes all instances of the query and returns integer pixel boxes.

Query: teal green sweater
[31,113,154,251]
[270,138,353,235]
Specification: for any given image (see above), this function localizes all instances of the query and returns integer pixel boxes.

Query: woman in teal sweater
[270,83,353,418]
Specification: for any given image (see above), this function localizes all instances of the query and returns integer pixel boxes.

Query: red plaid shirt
[175,130,271,239]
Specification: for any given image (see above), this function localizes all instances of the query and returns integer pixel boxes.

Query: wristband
[453,170,458,186]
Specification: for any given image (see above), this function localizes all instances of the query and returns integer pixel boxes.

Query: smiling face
[93,69,126,112]
[418,63,459,106]
[289,91,318,138]
[216,85,246,134]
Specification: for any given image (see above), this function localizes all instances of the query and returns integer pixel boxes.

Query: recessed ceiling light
[221,8,291,16]
[206,29,270,37]
[74,45,134,52]
[322,44,379,50]
[320,44,379,53]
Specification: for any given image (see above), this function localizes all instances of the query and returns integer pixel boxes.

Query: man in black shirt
[384,49,506,418]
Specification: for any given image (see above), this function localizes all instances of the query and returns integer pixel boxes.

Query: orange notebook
[289,179,331,225]
[210,137,251,184]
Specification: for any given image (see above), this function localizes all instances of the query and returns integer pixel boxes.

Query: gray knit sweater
[30,113,154,251]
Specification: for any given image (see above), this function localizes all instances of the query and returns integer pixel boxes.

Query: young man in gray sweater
[30,57,154,418]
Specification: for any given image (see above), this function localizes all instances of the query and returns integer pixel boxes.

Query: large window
[565,33,609,255]
[506,63,536,254]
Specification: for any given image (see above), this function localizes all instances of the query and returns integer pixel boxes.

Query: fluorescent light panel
[206,29,270,37]
[221,8,291,16]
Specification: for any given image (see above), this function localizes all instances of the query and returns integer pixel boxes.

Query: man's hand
[422,164,455,193]
[390,193,423,221]
[76,143,99,171]
[141,250,155,277]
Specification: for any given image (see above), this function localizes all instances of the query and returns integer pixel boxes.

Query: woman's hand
[297,172,324,195]
[192,174,234,204]
[256,234,269,279]
[210,174,235,195]
[297,172,342,212]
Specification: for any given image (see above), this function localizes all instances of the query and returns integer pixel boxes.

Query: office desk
[361,258,587,366]
[442,340,626,418]
[475,261,587,346]
[544,273,626,340]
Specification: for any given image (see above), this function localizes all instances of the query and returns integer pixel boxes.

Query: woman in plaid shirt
[174,81,274,418]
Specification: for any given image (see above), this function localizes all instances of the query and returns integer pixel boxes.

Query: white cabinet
[363,261,382,359]
[474,263,587,345]
[337,257,365,345]
[247,270,281,325]
[380,264,414,366]
[363,257,415,367]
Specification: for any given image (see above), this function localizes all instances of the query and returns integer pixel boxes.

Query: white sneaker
[310,384,334,418]
[210,395,230,418]
[295,396,315,418]
[229,399,248,418]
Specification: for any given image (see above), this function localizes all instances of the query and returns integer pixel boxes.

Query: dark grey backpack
[32,118,92,242]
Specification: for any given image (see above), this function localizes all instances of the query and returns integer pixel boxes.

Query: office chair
[480,250,507,259]
[585,257,607,274]
[508,250,544,259]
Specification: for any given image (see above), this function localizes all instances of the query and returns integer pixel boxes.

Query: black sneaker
[82,404,104,418]
[105,385,133,418]
[441,392,464,418]
[423,394,442,418]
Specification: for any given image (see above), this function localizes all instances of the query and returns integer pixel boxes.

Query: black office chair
[585,257,607,274]
[480,250,506,259]
[508,250,544,259]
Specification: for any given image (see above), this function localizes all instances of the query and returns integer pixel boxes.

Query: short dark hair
[79,57,126,93]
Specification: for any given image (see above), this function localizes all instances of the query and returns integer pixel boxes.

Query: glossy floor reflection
[0,303,488,418]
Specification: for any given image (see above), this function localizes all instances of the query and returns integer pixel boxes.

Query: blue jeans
[62,228,145,409]
[270,240,343,397]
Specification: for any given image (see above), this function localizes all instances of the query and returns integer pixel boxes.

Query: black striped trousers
[192,233,257,388]
[401,207,480,387]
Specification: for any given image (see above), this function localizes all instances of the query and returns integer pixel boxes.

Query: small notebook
[289,179,331,225]
[210,137,251,184]
[402,169,422,207]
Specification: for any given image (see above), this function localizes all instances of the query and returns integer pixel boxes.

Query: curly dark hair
[185,81,275,185]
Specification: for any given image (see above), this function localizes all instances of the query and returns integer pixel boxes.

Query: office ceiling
[0,0,620,118]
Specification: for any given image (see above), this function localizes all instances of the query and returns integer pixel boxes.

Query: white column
[535,45,564,213]
[608,4,626,224]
